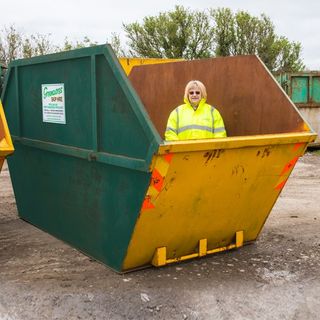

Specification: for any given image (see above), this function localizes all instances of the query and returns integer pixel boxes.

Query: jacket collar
[184,97,207,110]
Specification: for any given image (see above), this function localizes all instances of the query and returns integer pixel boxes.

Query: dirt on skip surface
[0,153,320,320]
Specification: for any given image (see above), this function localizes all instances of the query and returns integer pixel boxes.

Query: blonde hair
[184,80,207,101]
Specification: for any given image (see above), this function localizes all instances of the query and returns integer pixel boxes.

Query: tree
[123,6,304,72]
[211,8,304,72]
[123,5,215,59]
[106,33,128,57]
[22,33,58,58]
[0,25,23,64]
[0,25,57,65]
[272,37,304,72]
[61,36,98,52]
[0,25,100,65]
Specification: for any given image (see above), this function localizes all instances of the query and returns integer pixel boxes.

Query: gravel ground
[0,152,319,320]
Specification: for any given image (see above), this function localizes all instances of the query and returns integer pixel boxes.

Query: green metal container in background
[276,72,320,147]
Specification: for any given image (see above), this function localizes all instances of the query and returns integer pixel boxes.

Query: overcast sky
[2,0,319,69]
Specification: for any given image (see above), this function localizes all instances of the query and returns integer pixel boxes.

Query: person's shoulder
[168,105,181,118]
[172,103,187,113]
[206,103,221,112]
[204,103,216,110]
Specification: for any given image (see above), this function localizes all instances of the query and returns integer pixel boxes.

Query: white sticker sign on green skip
[42,84,66,124]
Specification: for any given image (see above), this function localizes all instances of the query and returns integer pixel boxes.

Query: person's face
[188,86,202,106]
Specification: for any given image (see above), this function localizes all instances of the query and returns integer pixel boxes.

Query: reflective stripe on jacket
[165,98,227,141]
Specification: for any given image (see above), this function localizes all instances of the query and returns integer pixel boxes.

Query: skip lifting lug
[152,231,244,267]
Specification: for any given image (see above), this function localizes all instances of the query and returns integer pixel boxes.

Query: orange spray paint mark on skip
[275,178,288,190]
[163,153,173,163]
[151,169,164,192]
[293,143,304,151]
[142,196,155,210]
[280,156,299,176]
[142,154,173,212]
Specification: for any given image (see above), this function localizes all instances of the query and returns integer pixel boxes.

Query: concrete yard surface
[0,153,320,320]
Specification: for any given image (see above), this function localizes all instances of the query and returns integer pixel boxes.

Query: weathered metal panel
[291,76,308,103]
[276,72,320,146]
[9,143,151,271]
[129,56,309,139]
[273,72,320,107]
[312,76,320,103]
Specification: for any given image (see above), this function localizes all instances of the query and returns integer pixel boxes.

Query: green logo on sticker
[43,86,63,98]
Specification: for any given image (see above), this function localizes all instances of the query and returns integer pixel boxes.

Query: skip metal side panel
[122,133,315,271]
[0,100,14,158]
[8,142,152,272]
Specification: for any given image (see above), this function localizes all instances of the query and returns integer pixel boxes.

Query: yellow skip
[0,99,14,158]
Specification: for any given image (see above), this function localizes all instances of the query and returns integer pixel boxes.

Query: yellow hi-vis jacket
[165,98,227,141]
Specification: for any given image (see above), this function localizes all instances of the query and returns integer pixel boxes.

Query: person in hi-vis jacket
[165,80,227,141]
